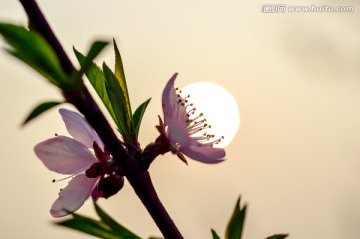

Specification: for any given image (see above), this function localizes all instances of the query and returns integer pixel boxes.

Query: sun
[181,82,240,147]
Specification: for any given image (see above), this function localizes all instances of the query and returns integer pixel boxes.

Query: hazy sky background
[1,0,360,238]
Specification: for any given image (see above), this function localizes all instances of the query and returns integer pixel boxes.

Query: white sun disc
[181,82,240,147]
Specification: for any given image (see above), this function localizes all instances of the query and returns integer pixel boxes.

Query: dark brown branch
[19,0,183,238]
[20,0,73,74]
[141,133,171,170]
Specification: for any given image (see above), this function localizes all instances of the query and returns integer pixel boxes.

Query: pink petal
[166,116,191,147]
[34,136,97,174]
[179,145,225,164]
[59,108,104,149]
[162,73,178,124]
[50,174,98,217]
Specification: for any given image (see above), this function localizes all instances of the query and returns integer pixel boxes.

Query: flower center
[86,141,124,199]
[175,87,224,147]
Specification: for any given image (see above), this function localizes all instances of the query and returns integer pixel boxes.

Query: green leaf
[211,229,221,239]
[132,98,151,138]
[225,197,247,239]
[113,39,134,138]
[74,41,134,142]
[56,206,143,239]
[266,234,289,239]
[113,39,132,121]
[72,41,108,82]
[103,62,133,142]
[0,24,78,91]
[22,101,62,125]
[56,213,123,239]
[94,203,141,239]
[74,48,118,127]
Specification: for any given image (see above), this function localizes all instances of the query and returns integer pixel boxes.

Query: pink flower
[161,73,226,164]
[34,109,123,217]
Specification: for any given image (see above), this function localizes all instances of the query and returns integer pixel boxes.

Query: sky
[1,0,360,238]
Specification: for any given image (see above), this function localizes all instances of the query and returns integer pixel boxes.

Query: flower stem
[19,0,183,238]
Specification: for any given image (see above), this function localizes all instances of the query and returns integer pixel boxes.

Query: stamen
[188,125,209,134]
[183,94,190,102]
[52,175,74,183]
[174,89,193,120]
[187,119,208,132]
[199,136,225,147]
[174,85,224,148]
[187,113,204,124]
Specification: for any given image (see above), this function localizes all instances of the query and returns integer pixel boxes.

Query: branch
[19,0,183,238]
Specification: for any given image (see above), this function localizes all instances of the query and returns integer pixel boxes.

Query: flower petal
[50,174,98,217]
[179,145,225,164]
[167,116,191,147]
[34,136,97,174]
[59,108,104,149]
[162,73,178,124]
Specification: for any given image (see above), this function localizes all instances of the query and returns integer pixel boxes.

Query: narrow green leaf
[211,229,221,239]
[113,39,134,136]
[113,40,131,116]
[22,101,62,125]
[266,234,289,239]
[132,98,151,138]
[74,48,118,127]
[56,213,122,239]
[94,203,141,239]
[0,24,78,91]
[103,62,132,141]
[225,197,247,239]
[72,41,108,82]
